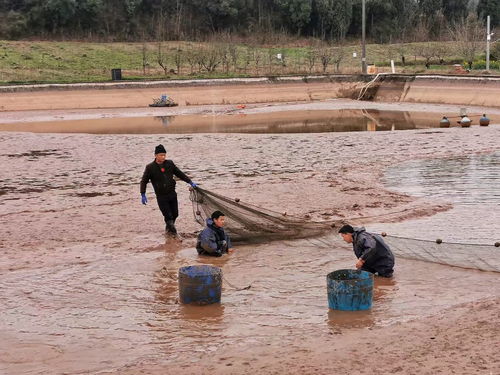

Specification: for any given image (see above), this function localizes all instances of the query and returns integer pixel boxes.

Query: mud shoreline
[1,80,499,374]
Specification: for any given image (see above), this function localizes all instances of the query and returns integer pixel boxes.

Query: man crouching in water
[196,211,234,257]
[339,224,395,278]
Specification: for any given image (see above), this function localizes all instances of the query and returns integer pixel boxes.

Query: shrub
[471,59,500,70]
[490,42,500,61]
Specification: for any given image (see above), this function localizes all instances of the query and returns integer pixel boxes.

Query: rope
[379,233,497,247]
[160,266,178,280]
[222,275,252,291]
[445,114,484,119]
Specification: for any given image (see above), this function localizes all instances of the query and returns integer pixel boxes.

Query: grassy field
[0,40,498,85]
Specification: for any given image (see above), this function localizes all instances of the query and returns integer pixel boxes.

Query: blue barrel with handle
[179,265,222,305]
[327,269,373,311]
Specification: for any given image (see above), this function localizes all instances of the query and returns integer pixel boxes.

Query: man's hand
[355,258,365,269]
[141,193,148,205]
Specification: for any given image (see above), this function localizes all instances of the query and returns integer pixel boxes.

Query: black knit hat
[155,144,166,154]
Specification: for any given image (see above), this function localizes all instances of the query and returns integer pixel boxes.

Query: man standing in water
[140,144,197,236]
[338,224,395,277]
[196,211,234,256]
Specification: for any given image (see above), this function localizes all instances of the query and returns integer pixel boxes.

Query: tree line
[0,0,498,42]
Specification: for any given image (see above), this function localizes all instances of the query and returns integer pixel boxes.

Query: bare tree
[173,48,183,74]
[305,47,317,73]
[316,45,334,73]
[395,44,408,66]
[267,49,275,74]
[157,42,169,75]
[142,42,149,75]
[229,44,238,72]
[198,44,222,73]
[243,47,253,74]
[253,49,262,75]
[418,43,438,69]
[331,46,346,73]
[433,44,448,65]
[450,12,484,69]
[220,44,230,73]
[185,48,198,74]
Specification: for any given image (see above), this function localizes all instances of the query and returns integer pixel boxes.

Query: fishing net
[190,188,500,272]
[380,235,500,273]
[189,187,336,243]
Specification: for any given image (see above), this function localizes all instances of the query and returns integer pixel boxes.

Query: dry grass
[0,40,495,85]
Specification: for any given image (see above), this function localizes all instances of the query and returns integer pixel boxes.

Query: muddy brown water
[1,235,499,374]
[0,109,488,134]
[372,152,500,244]
[1,113,499,373]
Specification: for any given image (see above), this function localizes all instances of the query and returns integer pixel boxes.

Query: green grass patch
[0,40,498,85]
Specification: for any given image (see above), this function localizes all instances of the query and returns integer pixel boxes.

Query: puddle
[372,152,500,243]
[0,109,456,134]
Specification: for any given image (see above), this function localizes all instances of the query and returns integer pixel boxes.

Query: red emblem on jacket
[161,168,165,172]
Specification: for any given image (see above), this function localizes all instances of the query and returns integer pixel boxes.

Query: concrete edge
[0,75,370,93]
[3,73,498,93]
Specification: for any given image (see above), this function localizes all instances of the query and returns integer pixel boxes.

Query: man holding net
[339,224,395,278]
[196,211,234,256]
[140,144,197,236]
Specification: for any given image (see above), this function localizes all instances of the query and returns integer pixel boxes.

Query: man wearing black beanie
[140,144,198,236]
[338,224,395,277]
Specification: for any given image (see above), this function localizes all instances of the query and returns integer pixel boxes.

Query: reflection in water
[327,276,397,330]
[1,109,446,134]
[328,309,375,329]
[154,115,175,127]
[178,304,225,321]
[374,153,500,243]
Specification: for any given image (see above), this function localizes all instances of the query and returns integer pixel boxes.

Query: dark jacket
[352,227,395,271]
[140,159,192,196]
[196,218,232,257]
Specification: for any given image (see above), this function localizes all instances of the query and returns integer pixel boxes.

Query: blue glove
[141,193,148,205]
[190,182,198,188]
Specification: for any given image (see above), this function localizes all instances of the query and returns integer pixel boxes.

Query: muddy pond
[1,108,499,374]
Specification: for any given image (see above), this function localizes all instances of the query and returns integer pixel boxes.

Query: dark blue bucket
[327,269,374,311]
[178,265,222,305]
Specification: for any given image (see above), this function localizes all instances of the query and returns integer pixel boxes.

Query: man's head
[211,210,226,228]
[338,224,354,243]
[155,144,167,163]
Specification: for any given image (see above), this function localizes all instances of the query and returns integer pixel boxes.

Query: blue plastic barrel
[178,265,222,305]
[327,269,373,311]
